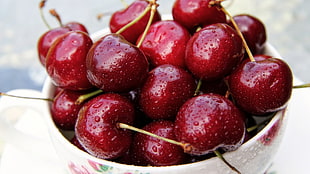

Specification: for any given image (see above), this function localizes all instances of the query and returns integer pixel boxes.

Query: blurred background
[0,0,309,93]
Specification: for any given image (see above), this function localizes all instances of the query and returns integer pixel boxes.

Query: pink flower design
[68,162,93,174]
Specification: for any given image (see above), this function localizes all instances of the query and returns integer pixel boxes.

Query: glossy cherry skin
[227,58,293,115]
[38,27,71,66]
[109,0,161,44]
[131,120,187,166]
[75,93,135,160]
[172,0,226,32]
[51,89,86,130]
[139,64,196,120]
[37,22,88,66]
[46,31,94,90]
[138,20,190,68]
[185,23,244,81]
[65,22,89,34]
[228,14,267,55]
[86,33,149,93]
[175,93,246,155]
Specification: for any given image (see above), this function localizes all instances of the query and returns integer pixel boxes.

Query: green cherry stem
[194,78,202,96]
[115,3,152,35]
[49,9,63,27]
[39,0,51,29]
[293,83,310,89]
[214,150,241,174]
[210,0,255,62]
[75,89,103,105]
[117,122,193,153]
[136,0,158,48]
[0,92,53,102]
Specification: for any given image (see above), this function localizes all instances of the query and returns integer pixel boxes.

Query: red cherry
[65,22,89,34]
[172,0,227,32]
[228,14,267,55]
[228,58,293,115]
[75,93,135,160]
[131,120,187,166]
[86,33,149,93]
[138,20,191,68]
[185,23,244,81]
[139,64,196,120]
[51,89,87,130]
[46,31,94,90]
[109,0,161,44]
[175,93,246,155]
[37,27,71,66]
[37,22,88,66]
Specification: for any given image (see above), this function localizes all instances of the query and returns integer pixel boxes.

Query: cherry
[86,33,149,93]
[185,23,244,81]
[37,1,88,66]
[109,0,161,44]
[139,64,196,120]
[228,14,267,55]
[138,20,191,68]
[199,79,228,96]
[131,120,187,166]
[172,0,227,32]
[227,58,293,115]
[37,27,71,66]
[70,135,86,151]
[46,31,94,90]
[51,89,87,130]
[174,93,246,156]
[75,93,135,160]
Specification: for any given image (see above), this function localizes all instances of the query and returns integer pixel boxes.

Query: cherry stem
[117,122,193,153]
[75,89,103,105]
[49,9,63,27]
[210,0,255,62]
[115,3,152,35]
[39,0,52,29]
[214,150,241,174]
[293,83,310,89]
[194,79,202,96]
[136,0,158,48]
[0,92,53,102]
[97,12,113,20]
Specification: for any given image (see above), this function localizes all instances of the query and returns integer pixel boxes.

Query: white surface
[0,79,309,174]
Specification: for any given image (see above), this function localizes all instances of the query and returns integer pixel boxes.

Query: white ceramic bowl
[0,28,289,174]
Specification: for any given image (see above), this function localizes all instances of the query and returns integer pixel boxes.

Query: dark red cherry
[70,135,86,151]
[37,27,71,66]
[228,14,267,55]
[199,79,228,96]
[75,93,135,160]
[86,33,149,93]
[175,93,246,155]
[65,22,88,34]
[172,0,227,32]
[37,22,88,66]
[51,89,86,130]
[228,58,293,115]
[109,0,161,44]
[139,64,196,120]
[138,20,190,68]
[131,120,187,166]
[46,31,94,90]
[185,23,244,81]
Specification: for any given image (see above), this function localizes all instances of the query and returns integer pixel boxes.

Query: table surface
[0,0,309,165]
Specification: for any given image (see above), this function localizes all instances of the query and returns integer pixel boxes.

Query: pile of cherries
[37,0,293,168]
